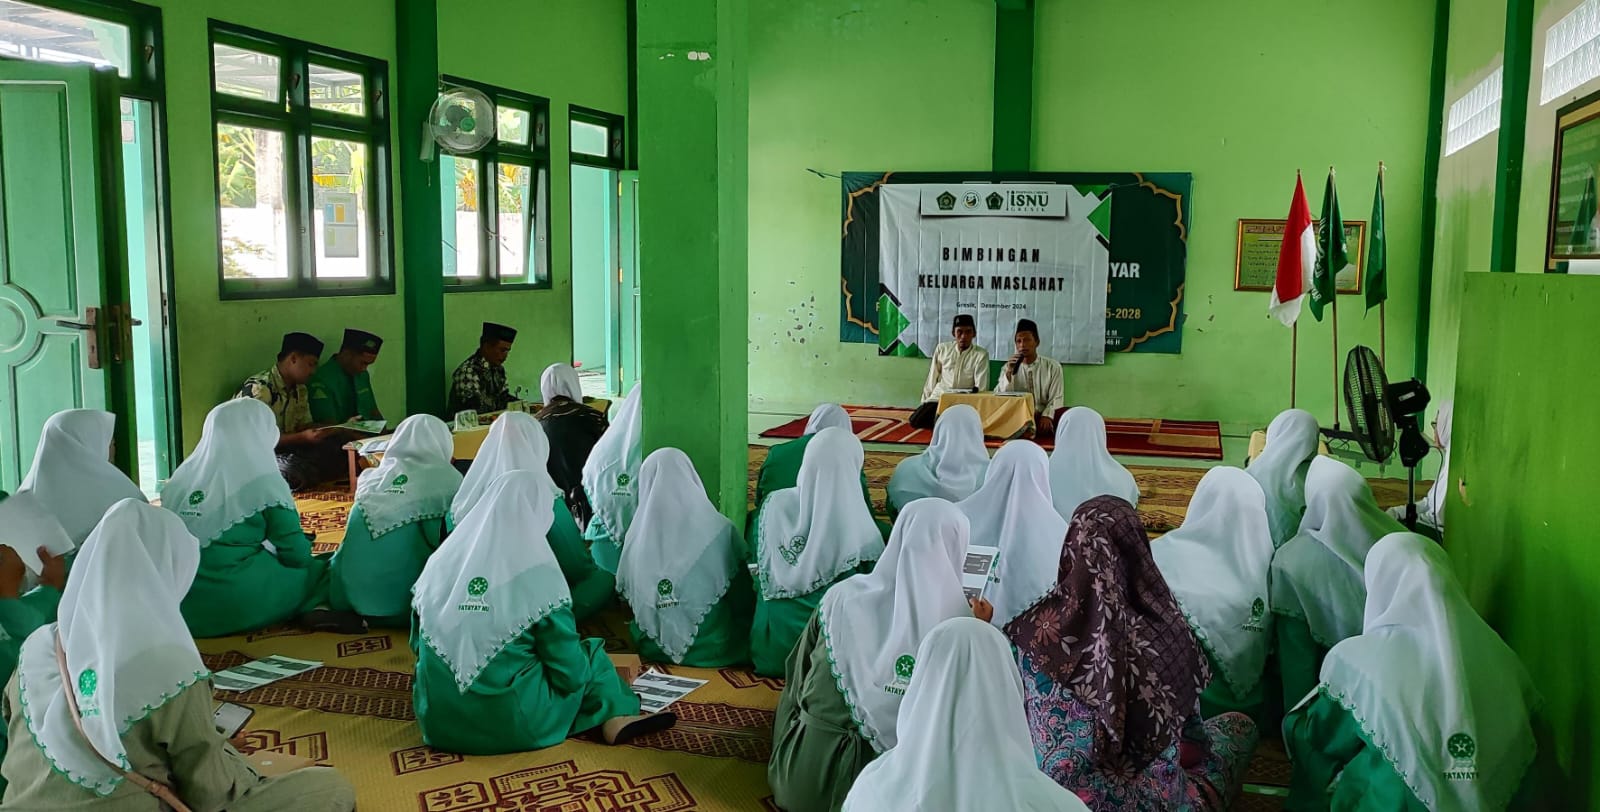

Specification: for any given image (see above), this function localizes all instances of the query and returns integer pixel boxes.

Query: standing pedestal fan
[1337,345,1433,529]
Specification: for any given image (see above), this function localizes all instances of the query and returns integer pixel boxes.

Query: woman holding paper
[954,440,1067,629]
[330,415,463,627]
[885,405,990,517]
[0,498,356,810]
[1151,467,1276,727]
[1270,456,1404,708]
[1048,407,1139,519]
[164,399,333,638]
[1006,496,1258,811]
[768,499,985,812]
[842,618,1090,812]
[1247,408,1321,548]
[749,428,885,677]
[617,448,752,667]
[16,409,146,545]
[1283,533,1542,810]
[411,470,673,754]
[581,383,644,573]
[452,412,614,621]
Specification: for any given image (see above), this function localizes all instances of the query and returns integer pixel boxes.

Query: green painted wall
[1449,272,1600,809]
[437,0,628,397]
[747,0,1435,435]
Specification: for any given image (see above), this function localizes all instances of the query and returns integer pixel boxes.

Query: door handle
[54,318,94,331]
[52,307,101,369]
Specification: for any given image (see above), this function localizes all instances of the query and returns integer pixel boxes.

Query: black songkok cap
[342,329,383,354]
[952,314,976,330]
[281,332,324,357]
[482,322,518,343]
[1015,319,1039,338]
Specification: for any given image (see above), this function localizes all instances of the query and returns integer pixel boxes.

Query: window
[1444,67,1503,157]
[440,77,550,289]
[570,106,625,169]
[1543,0,1600,105]
[210,23,393,297]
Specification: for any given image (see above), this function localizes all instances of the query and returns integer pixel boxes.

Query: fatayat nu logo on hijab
[779,535,808,566]
[1445,732,1478,781]
[385,473,410,494]
[656,578,678,608]
[1243,597,1267,632]
[614,473,632,495]
[885,654,915,696]
[457,576,491,613]
[76,668,101,718]
[179,489,206,518]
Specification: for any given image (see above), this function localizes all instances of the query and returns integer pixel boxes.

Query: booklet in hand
[960,545,999,602]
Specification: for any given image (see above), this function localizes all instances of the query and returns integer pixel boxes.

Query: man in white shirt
[995,318,1064,438]
[909,313,989,429]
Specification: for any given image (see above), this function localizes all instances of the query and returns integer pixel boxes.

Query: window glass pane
[532,165,548,280]
[217,124,289,280]
[311,137,369,278]
[496,164,529,279]
[498,106,530,145]
[213,43,280,101]
[0,1,131,77]
[443,156,480,278]
[309,63,364,116]
[571,119,609,157]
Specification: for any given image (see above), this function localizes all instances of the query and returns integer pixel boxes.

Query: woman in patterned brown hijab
[1005,496,1259,810]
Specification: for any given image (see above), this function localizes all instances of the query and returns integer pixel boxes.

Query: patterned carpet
[261,446,1426,811]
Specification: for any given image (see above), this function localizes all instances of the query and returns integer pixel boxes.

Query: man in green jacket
[308,328,384,425]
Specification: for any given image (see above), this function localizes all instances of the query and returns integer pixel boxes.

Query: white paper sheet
[211,655,323,693]
[0,492,75,574]
[631,669,708,714]
[961,544,1000,602]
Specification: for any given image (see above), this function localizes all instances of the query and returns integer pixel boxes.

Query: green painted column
[396,0,446,416]
[635,0,749,520]
[1414,0,1450,380]
[992,0,1035,172]
[1490,0,1534,273]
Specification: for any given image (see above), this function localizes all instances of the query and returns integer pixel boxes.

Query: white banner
[879,183,1111,365]
[917,184,1068,218]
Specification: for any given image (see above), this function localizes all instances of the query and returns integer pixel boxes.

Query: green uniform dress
[329,505,443,627]
[0,678,355,811]
[755,436,873,513]
[750,566,869,679]
[0,587,60,797]
[768,613,876,812]
[306,361,380,424]
[1200,649,1268,727]
[410,609,639,755]
[1276,614,1328,710]
[630,569,755,667]
[180,507,329,638]
[451,499,613,622]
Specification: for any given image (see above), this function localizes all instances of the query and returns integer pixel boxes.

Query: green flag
[1569,172,1597,253]
[1310,169,1346,322]
[1366,168,1387,311]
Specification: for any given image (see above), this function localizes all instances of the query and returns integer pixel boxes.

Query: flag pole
[1378,161,1388,368]
[1291,321,1299,407]
[1330,166,1341,432]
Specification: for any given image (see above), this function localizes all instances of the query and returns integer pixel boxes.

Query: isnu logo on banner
[922,184,1067,218]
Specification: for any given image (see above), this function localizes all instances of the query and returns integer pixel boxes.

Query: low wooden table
[936,392,1036,439]
[344,426,490,494]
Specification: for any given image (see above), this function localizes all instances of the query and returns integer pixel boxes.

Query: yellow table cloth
[936,392,1036,439]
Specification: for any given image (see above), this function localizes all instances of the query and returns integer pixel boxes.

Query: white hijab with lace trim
[355,414,462,537]
[581,382,644,542]
[414,470,571,692]
[887,404,990,510]
[1271,456,1404,646]
[755,427,884,600]
[451,411,559,522]
[17,409,145,545]
[803,404,852,435]
[1152,466,1275,699]
[1048,406,1139,518]
[819,498,972,753]
[539,364,583,405]
[1316,533,1539,812]
[953,441,1065,628]
[18,499,206,797]
[1248,408,1320,547]
[617,448,743,663]
[161,399,294,545]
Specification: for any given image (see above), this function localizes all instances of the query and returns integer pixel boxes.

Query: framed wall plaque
[1235,218,1366,293]
[1546,88,1600,270]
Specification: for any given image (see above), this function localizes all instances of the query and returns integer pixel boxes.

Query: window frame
[208,21,395,300]
[569,105,625,170]
[439,75,552,292]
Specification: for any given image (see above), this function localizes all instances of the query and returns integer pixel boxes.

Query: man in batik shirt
[448,321,518,414]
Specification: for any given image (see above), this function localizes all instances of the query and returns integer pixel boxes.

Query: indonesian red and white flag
[1271,175,1316,326]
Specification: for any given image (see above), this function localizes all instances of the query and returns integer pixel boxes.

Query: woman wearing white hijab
[1048,406,1139,519]
[1389,400,1452,536]
[16,409,144,545]
[411,471,672,754]
[330,415,462,627]
[750,428,885,677]
[164,399,329,638]
[1152,467,1275,724]
[1271,456,1404,706]
[618,448,752,667]
[535,363,609,528]
[1284,533,1541,810]
[581,383,644,572]
[1,499,356,810]
[754,404,870,510]
[954,440,1067,628]
[886,404,990,516]
[768,499,984,812]
[452,412,614,621]
[0,502,72,797]
[843,617,1090,812]
[1247,408,1320,547]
